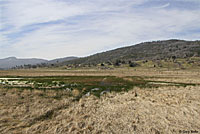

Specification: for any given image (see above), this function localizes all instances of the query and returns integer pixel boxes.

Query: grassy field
[0,68,200,134]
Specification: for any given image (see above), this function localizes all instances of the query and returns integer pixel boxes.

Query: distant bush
[115,60,121,66]
[101,63,105,66]
[129,62,138,67]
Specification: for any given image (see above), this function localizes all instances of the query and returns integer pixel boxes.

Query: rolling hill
[60,39,200,65]
[2,39,200,69]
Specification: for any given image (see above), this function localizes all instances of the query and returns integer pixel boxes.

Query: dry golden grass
[72,89,81,97]
[0,68,200,134]
[0,67,200,77]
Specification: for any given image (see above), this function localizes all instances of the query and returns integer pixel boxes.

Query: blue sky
[0,0,200,59]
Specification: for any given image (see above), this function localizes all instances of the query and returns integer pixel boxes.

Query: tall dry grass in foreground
[0,68,200,134]
[1,86,200,134]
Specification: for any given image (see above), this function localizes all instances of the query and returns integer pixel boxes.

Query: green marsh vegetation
[0,75,198,100]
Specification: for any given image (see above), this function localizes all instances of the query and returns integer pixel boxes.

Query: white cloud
[3,0,146,29]
[10,24,124,59]
[3,0,86,29]
[1,0,200,59]
[154,3,170,9]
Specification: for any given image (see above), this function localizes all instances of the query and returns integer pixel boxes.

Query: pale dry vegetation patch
[0,85,200,134]
[1,68,199,77]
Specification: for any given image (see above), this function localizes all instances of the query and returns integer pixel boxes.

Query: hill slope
[62,39,200,65]
[48,57,78,64]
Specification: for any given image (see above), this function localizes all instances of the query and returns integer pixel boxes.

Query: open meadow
[0,68,200,134]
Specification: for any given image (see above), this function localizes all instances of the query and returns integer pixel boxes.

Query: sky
[0,0,200,60]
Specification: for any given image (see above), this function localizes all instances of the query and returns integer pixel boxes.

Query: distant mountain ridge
[0,57,48,69]
[60,39,200,65]
[0,56,78,69]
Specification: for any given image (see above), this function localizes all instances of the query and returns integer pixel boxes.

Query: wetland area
[0,68,200,134]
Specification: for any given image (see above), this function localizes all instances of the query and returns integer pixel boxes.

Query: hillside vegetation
[6,40,200,69]
[61,39,200,65]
